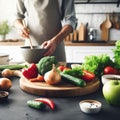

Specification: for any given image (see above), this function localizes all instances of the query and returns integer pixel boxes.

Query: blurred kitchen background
[0,0,120,63]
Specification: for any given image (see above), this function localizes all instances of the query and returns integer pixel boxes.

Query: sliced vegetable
[27,100,46,109]
[35,98,55,110]
[81,70,95,82]
[29,74,44,82]
[103,66,119,75]
[0,64,27,71]
[22,63,38,79]
[60,72,86,87]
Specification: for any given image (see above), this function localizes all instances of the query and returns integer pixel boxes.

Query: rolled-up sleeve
[59,0,77,30]
[14,0,26,20]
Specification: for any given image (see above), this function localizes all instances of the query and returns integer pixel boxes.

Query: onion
[44,64,61,85]
[0,78,12,91]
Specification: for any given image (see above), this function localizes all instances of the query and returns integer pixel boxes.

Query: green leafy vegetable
[81,54,114,78]
[113,40,120,69]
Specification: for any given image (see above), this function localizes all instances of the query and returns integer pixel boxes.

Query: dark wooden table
[0,76,119,120]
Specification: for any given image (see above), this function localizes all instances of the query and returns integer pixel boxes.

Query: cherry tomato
[81,70,95,82]
[63,67,71,72]
[57,66,65,71]
[103,66,119,75]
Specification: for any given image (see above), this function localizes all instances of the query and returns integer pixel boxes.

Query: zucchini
[60,73,86,87]
[0,64,27,71]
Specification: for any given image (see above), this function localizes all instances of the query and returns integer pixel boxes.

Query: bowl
[79,99,102,114]
[20,46,46,63]
[0,91,9,102]
[101,74,120,85]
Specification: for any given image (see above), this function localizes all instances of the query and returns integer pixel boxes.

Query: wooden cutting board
[19,75,100,97]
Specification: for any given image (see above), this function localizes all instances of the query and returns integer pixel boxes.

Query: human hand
[41,39,57,56]
[18,27,30,38]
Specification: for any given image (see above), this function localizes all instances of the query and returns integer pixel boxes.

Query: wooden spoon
[100,14,112,30]
[23,20,33,49]
[100,14,112,41]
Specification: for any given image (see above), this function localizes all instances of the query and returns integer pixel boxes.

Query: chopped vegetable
[0,64,27,71]
[36,56,58,75]
[35,98,55,110]
[29,74,44,82]
[22,63,38,79]
[81,70,95,82]
[27,100,46,109]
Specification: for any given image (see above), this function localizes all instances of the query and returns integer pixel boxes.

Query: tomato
[63,67,71,72]
[81,70,95,82]
[57,66,65,71]
[103,66,119,75]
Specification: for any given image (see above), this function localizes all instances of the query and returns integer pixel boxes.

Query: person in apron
[14,0,77,62]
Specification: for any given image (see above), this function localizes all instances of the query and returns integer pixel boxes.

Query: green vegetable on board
[60,72,86,87]
[27,100,46,109]
[62,67,83,78]
[36,56,58,75]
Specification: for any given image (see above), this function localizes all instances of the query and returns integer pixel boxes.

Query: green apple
[102,80,120,106]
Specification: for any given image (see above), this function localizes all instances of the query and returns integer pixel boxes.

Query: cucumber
[60,73,86,87]
[27,100,46,109]
[0,64,27,71]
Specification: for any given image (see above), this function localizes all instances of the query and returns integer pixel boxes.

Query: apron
[25,0,66,62]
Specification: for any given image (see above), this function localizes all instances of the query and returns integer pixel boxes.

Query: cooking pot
[0,53,10,65]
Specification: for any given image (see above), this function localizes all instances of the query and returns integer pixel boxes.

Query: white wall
[75,4,120,41]
[0,0,20,39]
[0,1,120,40]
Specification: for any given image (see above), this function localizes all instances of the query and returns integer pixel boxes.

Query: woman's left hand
[41,39,57,56]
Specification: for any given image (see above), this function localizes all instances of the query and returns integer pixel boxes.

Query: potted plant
[0,20,11,41]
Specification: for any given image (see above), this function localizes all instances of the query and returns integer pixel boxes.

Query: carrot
[29,74,44,82]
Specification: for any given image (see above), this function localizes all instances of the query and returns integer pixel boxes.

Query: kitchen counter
[65,41,116,46]
[0,39,116,46]
[0,69,119,120]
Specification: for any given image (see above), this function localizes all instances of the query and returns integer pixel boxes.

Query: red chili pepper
[35,98,55,110]
[22,63,38,79]
[81,70,95,82]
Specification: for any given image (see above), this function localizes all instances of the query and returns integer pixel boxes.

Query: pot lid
[0,53,9,58]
